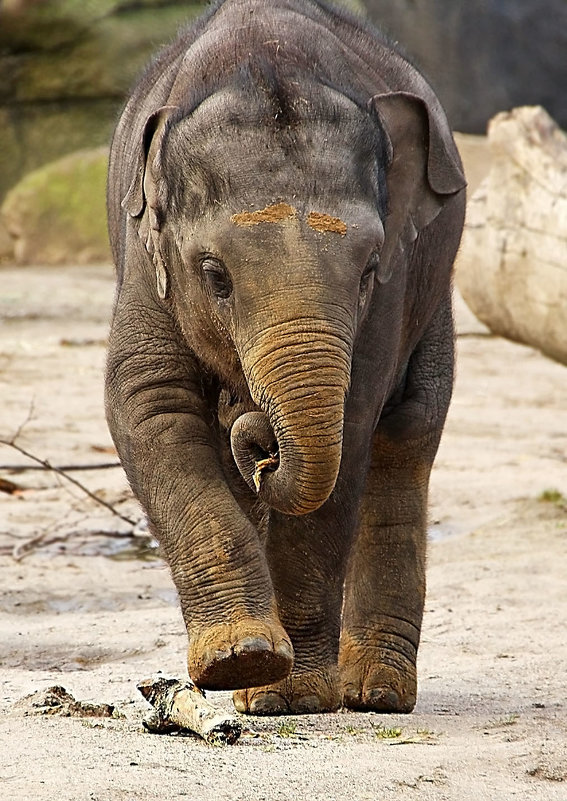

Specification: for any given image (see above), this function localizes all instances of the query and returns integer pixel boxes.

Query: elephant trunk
[231,328,352,516]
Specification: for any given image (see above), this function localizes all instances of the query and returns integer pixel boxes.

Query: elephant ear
[370,92,466,283]
[121,105,179,299]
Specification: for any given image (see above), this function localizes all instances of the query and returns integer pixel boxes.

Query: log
[455,106,567,365]
[137,676,242,746]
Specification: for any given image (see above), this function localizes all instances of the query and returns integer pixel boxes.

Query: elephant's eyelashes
[201,256,233,300]
[359,253,378,295]
[357,252,379,318]
[361,252,380,285]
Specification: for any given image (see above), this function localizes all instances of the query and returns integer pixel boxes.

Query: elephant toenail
[249,693,287,715]
[275,639,294,661]
[202,647,231,665]
[232,692,248,713]
[366,687,400,710]
[294,694,322,714]
[234,636,271,655]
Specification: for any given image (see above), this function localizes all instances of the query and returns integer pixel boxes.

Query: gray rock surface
[363,0,567,134]
[456,106,567,366]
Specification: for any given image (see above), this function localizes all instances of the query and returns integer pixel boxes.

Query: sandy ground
[1,140,567,799]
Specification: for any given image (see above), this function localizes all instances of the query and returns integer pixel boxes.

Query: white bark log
[137,676,242,745]
[455,106,567,365]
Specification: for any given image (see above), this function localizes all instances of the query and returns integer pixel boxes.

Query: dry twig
[7,528,142,561]
[0,437,135,527]
[0,462,121,472]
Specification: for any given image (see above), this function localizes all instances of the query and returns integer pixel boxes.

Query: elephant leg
[233,500,356,715]
[339,295,454,713]
[339,454,429,712]
[106,268,292,692]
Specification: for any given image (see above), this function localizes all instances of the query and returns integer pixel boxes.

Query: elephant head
[120,64,465,516]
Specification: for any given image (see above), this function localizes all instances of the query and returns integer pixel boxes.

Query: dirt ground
[1,138,566,800]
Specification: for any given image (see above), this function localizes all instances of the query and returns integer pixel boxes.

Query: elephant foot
[339,635,417,713]
[233,666,340,715]
[188,617,294,691]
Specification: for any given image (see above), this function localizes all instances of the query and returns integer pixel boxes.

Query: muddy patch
[231,202,296,227]
[307,211,347,236]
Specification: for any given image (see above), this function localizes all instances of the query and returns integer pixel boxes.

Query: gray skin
[106,0,466,714]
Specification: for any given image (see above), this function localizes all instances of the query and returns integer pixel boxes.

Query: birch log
[137,676,242,745]
[456,106,567,365]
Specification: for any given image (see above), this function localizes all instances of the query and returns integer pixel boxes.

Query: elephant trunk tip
[231,409,278,491]
[230,410,341,516]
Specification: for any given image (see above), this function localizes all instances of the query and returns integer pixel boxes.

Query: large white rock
[456,106,567,366]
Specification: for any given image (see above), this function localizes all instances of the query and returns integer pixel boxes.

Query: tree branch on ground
[0,437,136,527]
[1,410,136,528]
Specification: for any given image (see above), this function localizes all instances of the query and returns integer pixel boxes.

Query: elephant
[105,0,466,715]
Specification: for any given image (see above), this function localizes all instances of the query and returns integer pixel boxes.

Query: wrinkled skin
[106,0,466,714]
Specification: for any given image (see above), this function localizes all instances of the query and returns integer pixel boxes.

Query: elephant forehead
[165,83,382,214]
[230,203,348,238]
[190,204,385,288]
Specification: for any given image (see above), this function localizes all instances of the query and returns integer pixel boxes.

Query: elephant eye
[201,256,232,300]
[361,251,379,287]
[358,251,379,317]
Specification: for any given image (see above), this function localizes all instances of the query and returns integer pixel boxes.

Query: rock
[456,106,567,366]
[362,0,567,134]
[0,1,206,204]
[1,148,111,266]
[0,216,14,264]
[12,685,116,718]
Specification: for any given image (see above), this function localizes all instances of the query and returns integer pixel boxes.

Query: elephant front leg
[339,453,429,713]
[166,506,293,691]
[233,503,354,715]
[339,297,454,713]
[112,416,293,693]
[106,284,293,692]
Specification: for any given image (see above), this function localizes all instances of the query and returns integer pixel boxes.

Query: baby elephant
[106,0,466,714]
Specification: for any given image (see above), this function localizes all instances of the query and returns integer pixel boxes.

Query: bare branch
[0,438,136,527]
[0,462,121,472]
[9,400,36,445]
[10,528,140,561]
[138,676,242,745]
